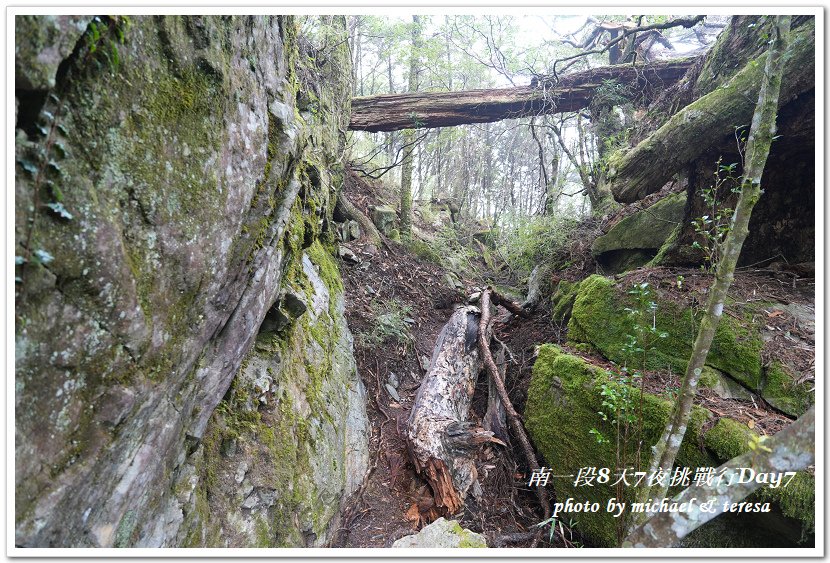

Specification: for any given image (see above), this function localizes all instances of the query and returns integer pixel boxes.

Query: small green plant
[692,157,742,273]
[359,298,414,349]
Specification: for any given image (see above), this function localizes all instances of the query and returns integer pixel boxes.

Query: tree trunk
[399,15,421,241]
[632,15,792,520]
[335,182,382,247]
[406,305,500,515]
[349,58,695,132]
[606,18,813,203]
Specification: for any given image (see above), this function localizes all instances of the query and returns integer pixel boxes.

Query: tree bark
[632,15,792,520]
[625,405,815,548]
[406,305,501,514]
[607,18,813,203]
[349,58,695,132]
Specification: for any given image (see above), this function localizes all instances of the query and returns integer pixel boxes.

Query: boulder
[567,275,812,416]
[392,518,486,548]
[371,205,398,235]
[525,344,814,548]
[14,15,368,548]
[591,192,686,274]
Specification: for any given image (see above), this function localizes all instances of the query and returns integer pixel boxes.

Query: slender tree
[632,14,792,522]
[399,15,422,241]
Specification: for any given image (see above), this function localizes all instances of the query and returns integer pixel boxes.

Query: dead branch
[478,289,551,539]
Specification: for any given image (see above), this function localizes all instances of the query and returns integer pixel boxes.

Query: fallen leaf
[747,420,755,429]
[767,310,784,318]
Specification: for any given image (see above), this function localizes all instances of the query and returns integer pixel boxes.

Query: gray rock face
[592,191,687,273]
[392,518,487,548]
[15,15,367,548]
[15,16,92,90]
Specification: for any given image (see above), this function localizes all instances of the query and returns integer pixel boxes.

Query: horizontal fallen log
[350,59,696,132]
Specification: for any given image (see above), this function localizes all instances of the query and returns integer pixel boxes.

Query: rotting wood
[350,58,695,132]
[406,305,504,515]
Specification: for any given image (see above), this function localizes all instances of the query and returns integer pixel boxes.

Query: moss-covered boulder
[371,204,397,236]
[525,345,814,547]
[551,280,580,323]
[566,275,813,416]
[592,192,687,274]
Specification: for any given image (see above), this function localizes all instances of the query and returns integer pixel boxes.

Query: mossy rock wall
[14,15,367,547]
[566,275,812,416]
[525,345,814,548]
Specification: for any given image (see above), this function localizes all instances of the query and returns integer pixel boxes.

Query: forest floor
[328,173,814,549]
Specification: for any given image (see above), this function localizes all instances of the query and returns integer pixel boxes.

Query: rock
[97,386,136,428]
[392,518,486,548]
[337,220,361,242]
[281,292,308,319]
[566,275,812,415]
[525,344,814,548]
[444,272,464,290]
[14,15,369,549]
[241,493,258,510]
[15,16,92,90]
[384,383,401,402]
[234,462,248,484]
[346,220,361,241]
[591,191,686,274]
[370,205,397,235]
[699,367,756,400]
[338,245,360,264]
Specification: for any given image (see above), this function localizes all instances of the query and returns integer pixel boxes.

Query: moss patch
[525,344,714,546]
[526,344,813,547]
[568,275,763,390]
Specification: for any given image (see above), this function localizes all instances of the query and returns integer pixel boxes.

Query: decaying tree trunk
[350,59,695,132]
[483,345,509,444]
[607,18,814,204]
[406,305,502,514]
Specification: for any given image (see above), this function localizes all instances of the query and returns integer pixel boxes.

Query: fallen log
[406,305,503,514]
[350,58,696,132]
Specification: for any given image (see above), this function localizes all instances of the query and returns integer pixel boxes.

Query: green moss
[114,509,137,548]
[526,345,718,546]
[568,275,763,390]
[761,361,813,417]
[704,417,815,534]
[527,345,816,547]
[551,280,580,323]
